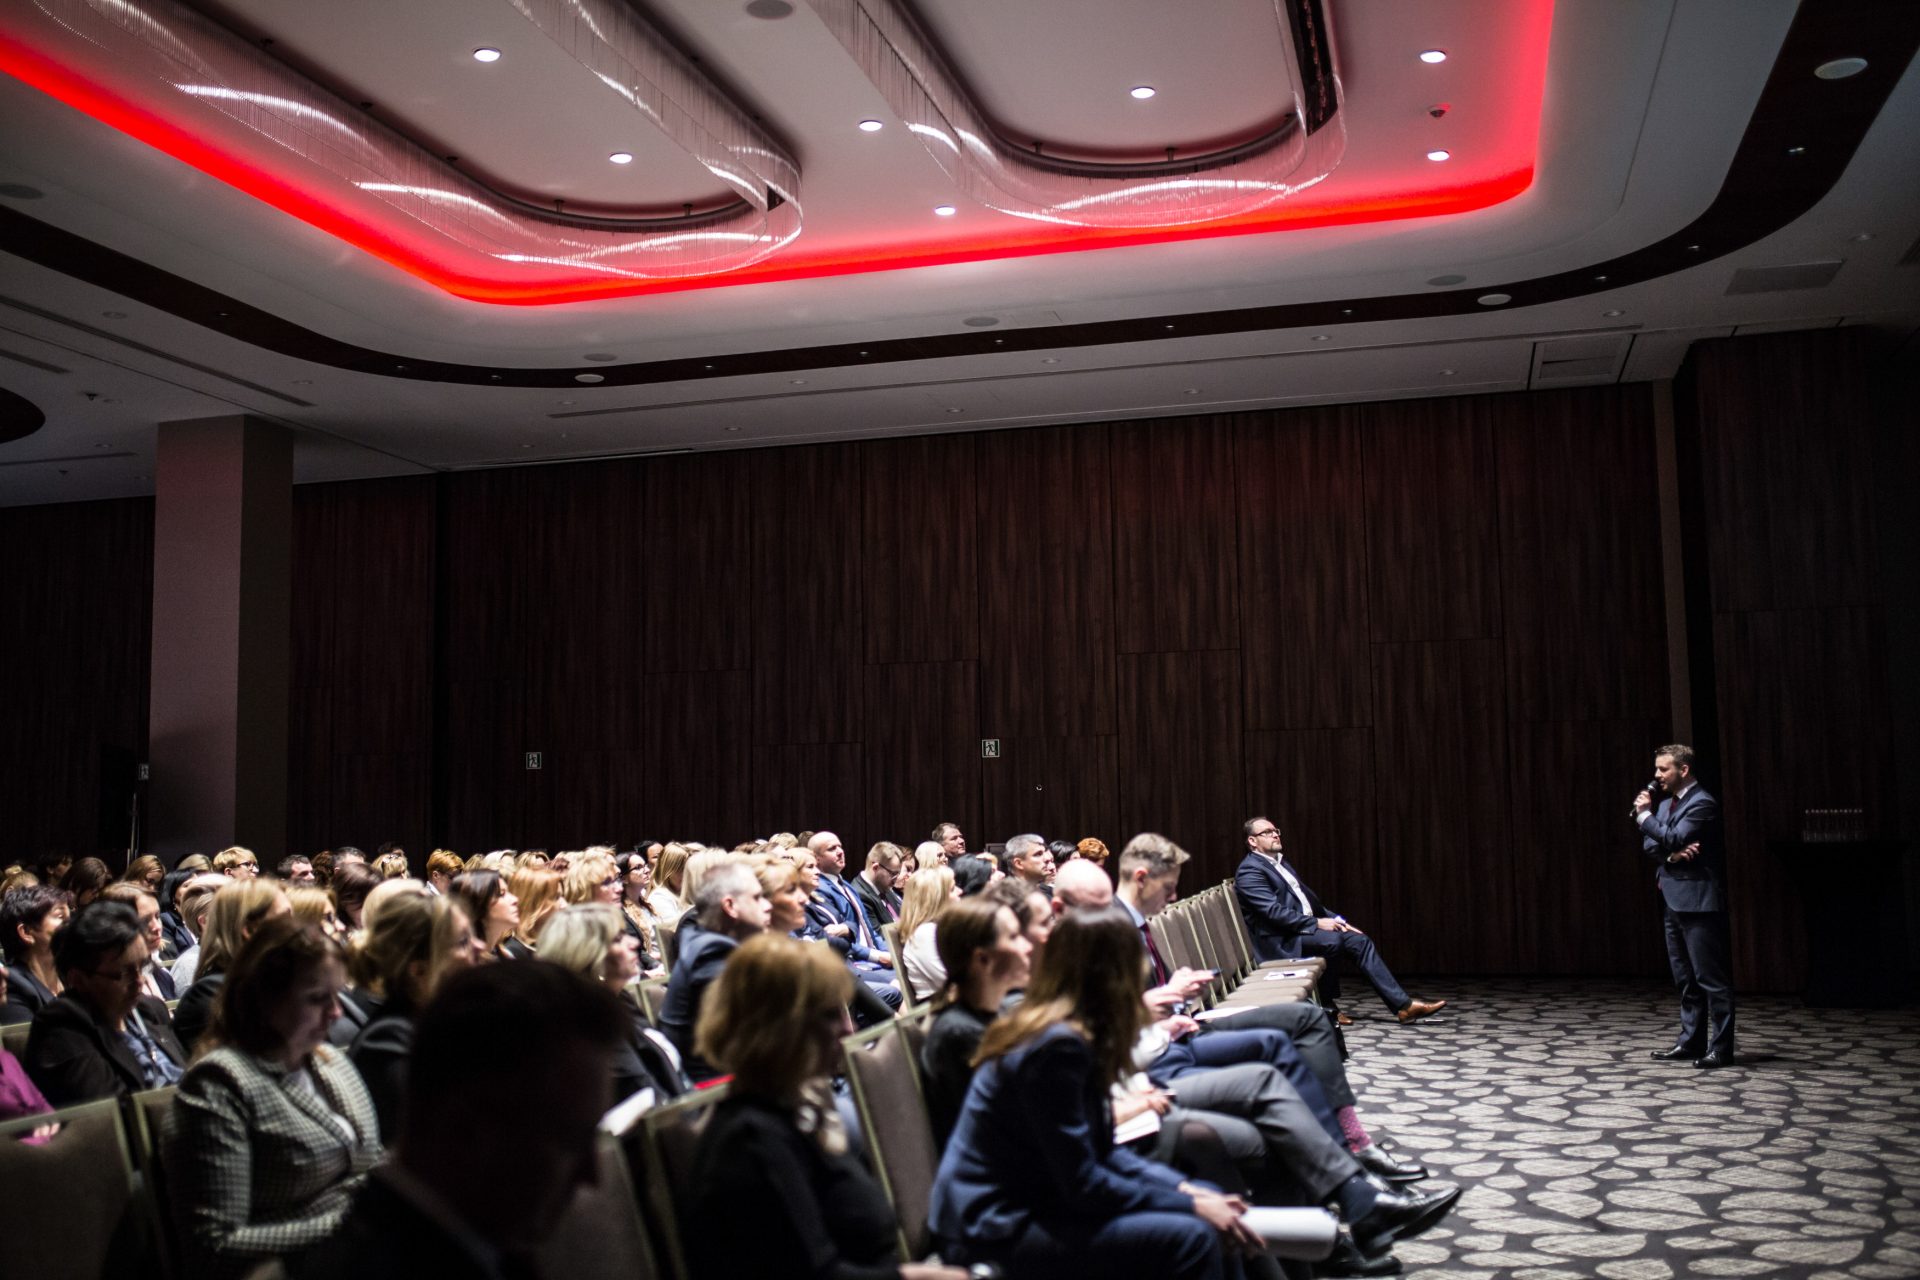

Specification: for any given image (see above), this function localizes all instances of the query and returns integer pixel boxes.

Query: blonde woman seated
[563,850,662,974]
[165,916,381,1280]
[344,888,478,1139]
[649,841,692,927]
[896,865,960,1004]
[500,867,563,959]
[173,880,292,1053]
[540,902,688,1103]
[683,934,966,1280]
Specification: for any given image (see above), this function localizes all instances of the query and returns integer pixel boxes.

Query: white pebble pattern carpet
[1336,979,1920,1279]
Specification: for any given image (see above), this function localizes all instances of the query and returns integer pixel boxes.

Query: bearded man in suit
[1634,743,1735,1069]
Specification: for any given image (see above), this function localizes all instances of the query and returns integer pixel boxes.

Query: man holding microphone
[1633,744,1735,1069]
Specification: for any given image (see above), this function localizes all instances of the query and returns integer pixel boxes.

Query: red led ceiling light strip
[1,1,1551,304]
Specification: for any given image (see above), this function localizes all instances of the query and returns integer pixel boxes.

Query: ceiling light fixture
[1130,86,1156,100]
[1426,149,1451,162]
[857,119,883,132]
[574,373,605,383]
[472,48,501,63]
[1478,293,1512,306]
[1603,309,1624,317]
[1420,49,1447,64]
[933,204,957,216]
[1814,57,1868,80]
[608,152,633,164]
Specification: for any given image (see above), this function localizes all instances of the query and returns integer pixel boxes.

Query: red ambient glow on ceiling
[0,3,1553,305]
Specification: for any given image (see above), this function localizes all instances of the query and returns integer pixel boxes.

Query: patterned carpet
[1336,979,1920,1279]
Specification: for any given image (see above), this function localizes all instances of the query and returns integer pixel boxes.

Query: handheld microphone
[1631,779,1660,819]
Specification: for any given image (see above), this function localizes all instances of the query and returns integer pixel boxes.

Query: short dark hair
[159,868,197,916]
[1,885,73,961]
[330,862,380,917]
[984,876,1047,928]
[276,854,312,878]
[51,901,143,978]
[403,961,624,1140]
[1047,840,1076,864]
[1656,743,1697,771]
[950,856,995,898]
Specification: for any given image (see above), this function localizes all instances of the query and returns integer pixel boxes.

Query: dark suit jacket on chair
[22,993,185,1106]
[1235,852,1328,962]
[1640,784,1726,913]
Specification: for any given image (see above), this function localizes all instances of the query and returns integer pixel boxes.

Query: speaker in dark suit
[1634,744,1735,1067]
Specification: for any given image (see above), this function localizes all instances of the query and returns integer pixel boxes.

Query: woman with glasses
[21,900,185,1105]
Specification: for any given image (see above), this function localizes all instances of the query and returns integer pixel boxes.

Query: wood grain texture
[642,453,752,674]
[751,444,863,744]
[1242,728,1380,928]
[1111,417,1241,654]
[979,735,1120,852]
[863,661,979,853]
[750,743,865,844]
[1364,397,1502,644]
[1495,386,1666,723]
[1117,650,1244,887]
[977,424,1116,737]
[862,434,979,664]
[1236,408,1372,730]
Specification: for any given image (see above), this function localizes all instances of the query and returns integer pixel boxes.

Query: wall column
[147,415,291,860]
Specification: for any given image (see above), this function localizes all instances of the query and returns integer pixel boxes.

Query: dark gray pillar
[147,415,291,861]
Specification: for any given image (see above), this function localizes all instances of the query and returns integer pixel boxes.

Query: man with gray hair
[1005,832,1054,887]
[657,858,769,1081]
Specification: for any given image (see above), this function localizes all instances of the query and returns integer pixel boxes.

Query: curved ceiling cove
[0,387,47,444]
[0,0,801,301]
[812,0,1344,227]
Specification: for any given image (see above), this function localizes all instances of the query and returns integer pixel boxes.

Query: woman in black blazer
[23,901,185,1105]
[0,884,71,1024]
[682,933,967,1280]
[345,887,479,1140]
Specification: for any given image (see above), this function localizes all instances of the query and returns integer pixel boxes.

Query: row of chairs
[1150,882,1327,1014]
[0,1087,176,1280]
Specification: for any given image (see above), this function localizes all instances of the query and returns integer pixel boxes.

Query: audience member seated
[446,869,520,960]
[921,897,1031,1146]
[23,901,184,1105]
[933,822,967,862]
[659,858,769,1082]
[561,849,653,968]
[423,850,463,897]
[60,856,114,909]
[157,868,200,956]
[372,852,410,881]
[1074,837,1112,875]
[897,865,959,1004]
[650,841,693,927]
[684,932,969,1280]
[164,916,381,1280]
[764,854,896,1029]
[928,906,1264,1280]
[212,846,261,880]
[122,854,166,896]
[167,873,231,988]
[293,962,627,1280]
[278,855,319,887]
[97,881,176,1000]
[612,851,668,973]
[1,884,72,1024]
[328,862,380,941]
[346,888,477,1139]
[851,841,906,941]
[950,855,999,898]
[501,867,563,959]
[174,880,292,1053]
[807,832,897,979]
[0,962,55,1140]
[540,902,688,1102]
[285,885,344,940]
[1003,833,1055,891]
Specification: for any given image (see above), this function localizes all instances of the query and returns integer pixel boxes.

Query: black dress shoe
[1313,1237,1403,1277]
[1350,1182,1462,1257]
[1354,1144,1428,1184]
[1649,1043,1703,1061]
[1693,1051,1734,1069]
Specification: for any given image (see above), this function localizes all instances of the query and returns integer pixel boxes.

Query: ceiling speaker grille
[1725,261,1843,294]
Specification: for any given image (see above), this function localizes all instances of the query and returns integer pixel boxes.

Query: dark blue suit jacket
[930,1024,1191,1252]
[1639,784,1726,913]
[812,875,886,962]
[1235,852,1327,962]
[658,925,737,1081]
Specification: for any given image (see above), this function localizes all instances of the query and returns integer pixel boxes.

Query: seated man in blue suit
[1235,817,1446,1025]
[1634,742,1734,1069]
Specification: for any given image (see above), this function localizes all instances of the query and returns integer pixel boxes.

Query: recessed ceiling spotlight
[1426,149,1451,162]
[1130,86,1157,100]
[1603,309,1625,317]
[521,443,533,449]
[790,379,807,385]
[859,350,871,356]
[1041,357,1060,364]
[609,152,634,164]
[1851,232,1874,242]
[1440,368,1456,376]
[1310,335,1330,342]
[472,48,501,63]
[1814,56,1868,80]
[574,373,605,383]
[1419,49,1447,64]
[857,119,884,132]
[1183,389,1201,396]
[934,204,957,216]
[1685,243,1702,252]
[946,407,963,414]
[559,399,576,405]
[725,426,741,432]
[1786,145,1806,156]
[1477,292,1511,306]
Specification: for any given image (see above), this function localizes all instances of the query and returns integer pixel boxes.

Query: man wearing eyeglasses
[1236,817,1447,1026]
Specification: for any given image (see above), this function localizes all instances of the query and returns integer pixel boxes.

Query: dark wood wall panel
[1111,418,1241,654]
[1237,410,1372,731]
[749,743,864,841]
[979,735,1120,852]
[862,661,979,856]
[1370,639,1515,974]
[1117,650,1244,887]
[863,435,979,665]
[0,497,152,862]
[289,477,435,857]
[1242,729,1380,929]
[1364,398,1502,643]
[978,425,1115,738]
[752,444,863,745]
[642,454,752,674]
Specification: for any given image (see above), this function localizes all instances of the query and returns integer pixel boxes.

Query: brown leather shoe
[1334,1011,1355,1027]
[1396,998,1447,1024]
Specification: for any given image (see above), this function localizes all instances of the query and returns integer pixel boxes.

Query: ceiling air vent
[1724,261,1843,294]
[1529,333,1631,387]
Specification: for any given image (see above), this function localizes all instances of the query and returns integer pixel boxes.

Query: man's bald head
[808,830,846,876]
[1052,859,1113,911]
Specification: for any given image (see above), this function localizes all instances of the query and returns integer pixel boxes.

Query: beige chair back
[1,1021,29,1057]
[636,1084,728,1280]
[635,977,670,1026]
[0,1098,162,1280]
[843,1019,938,1259]
[538,1132,661,1280]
